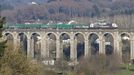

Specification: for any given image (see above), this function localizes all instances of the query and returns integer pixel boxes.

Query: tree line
[1,0,134,23]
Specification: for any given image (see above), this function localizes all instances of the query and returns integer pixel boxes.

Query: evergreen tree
[0,16,6,57]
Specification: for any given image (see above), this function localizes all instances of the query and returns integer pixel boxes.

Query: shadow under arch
[60,33,71,61]
[3,33,14,47]
[103,33,114,55]
[89,33,99,55]
[46,33,57,60]
[31,33,41,59]
[120,33,131,63]
[18,33,28,55]
[74,33,85,60]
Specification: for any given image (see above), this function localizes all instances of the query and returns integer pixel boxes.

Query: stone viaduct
[2,28,134,62]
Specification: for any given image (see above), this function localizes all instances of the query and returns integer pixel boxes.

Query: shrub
[75,53,121,75]
[0,44,44,75]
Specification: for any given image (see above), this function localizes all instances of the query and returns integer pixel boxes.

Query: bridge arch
[120,33,131,63]
[46,32,58,39]
[17,32,28,37]
[46,32,57,60]
[74,32,86,40]
[120,32,131,38]
[103,32,114,38]
[60,33,71,61]
[3,32,14,47]
[88,32,100,38]
[31,33,41,59]
[59,32,71,38]
[3,32,14,38]
[74,32,85,60]
[17,33,28,55]
[88,33,99,55]
[30,32,41,38]
[103,32,114,55]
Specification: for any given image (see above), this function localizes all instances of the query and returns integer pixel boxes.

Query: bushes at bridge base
[74,54,121,75]
[0,44,45,75]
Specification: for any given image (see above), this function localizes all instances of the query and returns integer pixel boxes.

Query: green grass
[115,70,134,75]
[114,64,134,75]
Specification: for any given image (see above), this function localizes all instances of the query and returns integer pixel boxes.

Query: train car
[89,22,118,29]
[40,24,49,29]
[56,24,74,29]
[4,23,42,29]
[41,24,74,29]
[74,24,89,29]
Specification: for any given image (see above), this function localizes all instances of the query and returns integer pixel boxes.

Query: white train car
[89,22,118,29]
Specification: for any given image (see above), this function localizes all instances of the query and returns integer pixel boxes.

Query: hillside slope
[1,0,134,23]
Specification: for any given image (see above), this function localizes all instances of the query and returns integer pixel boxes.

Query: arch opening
[47,33,56,60]
[60,33,70,61]
[121,33,130,63]
[74,33,85,60]
[31,33,41,60]
[4,33,14,48]
[18,33,27,55]
[104,33,114,55]
[89,33,99,55]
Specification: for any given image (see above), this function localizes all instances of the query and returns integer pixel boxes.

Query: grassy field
[115,70,134,75]
[115,64,134,75]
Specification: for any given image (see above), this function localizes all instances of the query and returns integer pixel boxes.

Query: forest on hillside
[1,0,134,23]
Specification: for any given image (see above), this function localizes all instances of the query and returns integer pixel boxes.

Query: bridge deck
[4,28,134,32]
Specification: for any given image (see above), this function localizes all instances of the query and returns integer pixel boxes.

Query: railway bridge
[2,28,134,63]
